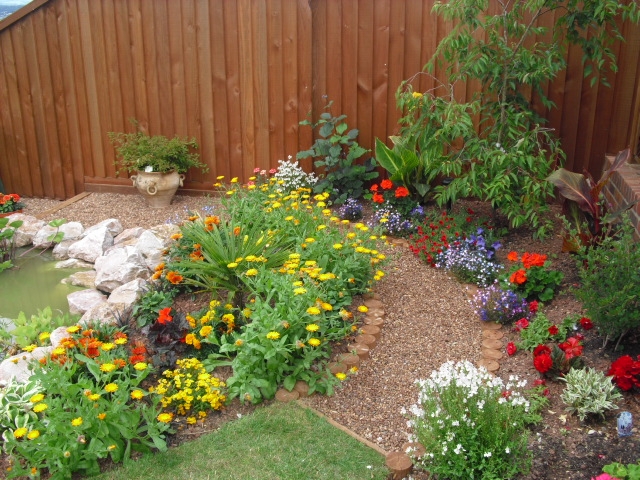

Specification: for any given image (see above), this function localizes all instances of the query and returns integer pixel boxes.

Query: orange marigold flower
[204,215,220,226]
[509,269,527,285]
[157,307,173,325]
[395,186,410,198]
[372,193,384,204]
[380,179,393,190]
[166,271,183,285]
[233,226,241,236]
[507,251,518,262]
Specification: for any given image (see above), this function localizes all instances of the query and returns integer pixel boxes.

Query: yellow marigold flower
[38,332,50,343]
[101,343,115,351]
[333,243,343,250]
[294,287,307,295]
[335,372,347,381]
[131,390,144,400]
[317,201,326,207]
[155,262,166,271]
[157,412,174,423]
[97,413,107,420]
[305,323,320,332]
[227,262,238,269]
[242,308,252,318]
[357,305,369,313]
[33,403,48,413]
[322,208,331,215]
[199,411,208,418]
[246,268,259,276]
[27,430,40,440]
[321,303,333,311]
[66,325,81,333]
[217,175,225,180]
[230,177,239,183]
[89,393,101,401]
[281,321,290,329]
[193,338,202,350]
[134,362,148,371]
[234,339,244,347]
[71,417,83,427]
[171,233,183,240]
[105,383,118,393]
[30,393,45,403]
[306,306,321,315]
[305,237,315,243]
[308,338,321,347]
[350,366,359,373]
[266,331,280,340]
[412,91,423,98]
[200,326,213,337]
[13,427,27,439]
[222,313,235,322]
[52,347,66,356]
[316,225,326,231]
[115,337,127,345]
[186,416,197,425]
[226,190,236,195]
[100,363,116,373]
[108,444,117,451]
[185,333,196,345]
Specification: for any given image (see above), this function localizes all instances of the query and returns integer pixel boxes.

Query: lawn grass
[93,402,389,480]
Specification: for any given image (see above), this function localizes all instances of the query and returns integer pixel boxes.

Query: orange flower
[233,226,241,236]
[521,252,547,269]
[166,271,183,284]
[507,251,518,262]
[395,186,410,198]
[509,268,527,285]
[372,193,384,204]
[157,307,173,325]
[380,179,393,190]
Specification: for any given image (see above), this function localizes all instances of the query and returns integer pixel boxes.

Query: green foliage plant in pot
[108,121,208,208]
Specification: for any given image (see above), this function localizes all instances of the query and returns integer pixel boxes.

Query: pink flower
[253,167,261,173]
[506,342,517,356]
[269,168,277,174]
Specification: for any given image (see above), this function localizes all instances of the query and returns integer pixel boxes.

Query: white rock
[0,347,52,386]
[52,239,75,259]
[67,226,114,263]
[67,289,107,315]
[80,302,127,327]
[150,223,181,245]
[108,278,148,308]
[94,245,149,293]
[49,326,72,347]
[135,230,164,255]
[114,227,145,246]
[61,270,97,288]
[55,258,94,269]
[83,218,123,238]
[7,214,46,248]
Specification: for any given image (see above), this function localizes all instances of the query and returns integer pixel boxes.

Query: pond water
[0,249,85,321]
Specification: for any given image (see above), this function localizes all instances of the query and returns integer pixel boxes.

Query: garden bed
[8,193,640,479]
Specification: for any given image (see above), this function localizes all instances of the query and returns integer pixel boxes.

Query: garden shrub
[575,214,640,345]
[407,360,540,479]
[560,367,622,421]
[501,251,563,302]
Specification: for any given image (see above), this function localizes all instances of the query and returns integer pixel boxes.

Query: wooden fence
[0,0,639,200]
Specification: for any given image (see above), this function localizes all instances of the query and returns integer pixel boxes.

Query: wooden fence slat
[251,0,270,177]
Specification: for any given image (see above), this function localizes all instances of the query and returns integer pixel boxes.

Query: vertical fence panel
[0,0,637,199]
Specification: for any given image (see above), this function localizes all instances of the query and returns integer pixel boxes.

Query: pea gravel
[21,192,484,453]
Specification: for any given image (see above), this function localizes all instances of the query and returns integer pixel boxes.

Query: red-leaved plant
[607,355,640,391]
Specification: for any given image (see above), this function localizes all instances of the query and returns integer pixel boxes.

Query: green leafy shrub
[603,460,640,480]
[0,307,78,349]
[501,251,563,302]
[407,360,541,479]
[132,286,175,329]
[575,214,640,345]
[559,367,622,421]
[297,101,378,204]
[0,217,23,273]
[517,312,574,351]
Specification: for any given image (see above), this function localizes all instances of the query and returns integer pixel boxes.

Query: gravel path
[21,192,483,454]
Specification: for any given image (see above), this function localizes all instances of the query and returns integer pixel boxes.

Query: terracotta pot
[0,209,22,218]
[130,171,184,208]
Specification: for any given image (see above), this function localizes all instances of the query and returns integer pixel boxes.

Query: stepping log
[366,308,385,318]
[478,359,500,372]
[337,353,361,369]
[386,451,413,479]
[275,389,299,402]
[482,338,502,350]
[482,329,504,340]
[354,334,377,350]
[360,324,381,341]
[363,298,384,309]
[348,343,370,361]
[480,321,502,330]
[328,362,347,374]
[364,316,384,327]
[402,442,426,459]
[481,348,504,360]
[293,380,310,397]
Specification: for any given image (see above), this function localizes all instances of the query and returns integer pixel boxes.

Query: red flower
[380,179,393,190]
[580,317,593,330]
[558,337,583,360]
[509,269,527,285]
[515,318,529,331]
[395,186,410,198]
[506,342,517,356]
[528,300,539,313]
[533,344,551,357]
[521,252,547,269]
[608,355,640,391]
[372,193,384,204]
[158,307,173,325]
[507,251,519,262]
[532,379,546,387]
[575,333,585,341]
[534,353,553,374]
[370,184,379,192]
[548,325,559,336]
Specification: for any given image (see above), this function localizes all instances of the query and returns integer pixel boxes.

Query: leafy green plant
[297,101,377,204]
[408,361,541,479]
[517,312,574,351]
[132,288,175,329]
[0,378,42,441]
[603,460,640,480]
[559,367,622,421]
[0,217,23,273]
[574,213,640,347]
[1,307,78,349]
[547,148,635,251]
[501,251,563,302]
[108,119,208,175]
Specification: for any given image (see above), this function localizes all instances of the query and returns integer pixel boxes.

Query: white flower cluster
[274,156,318,193]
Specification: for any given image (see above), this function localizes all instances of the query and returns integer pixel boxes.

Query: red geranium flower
[558,337,583,360]
[157,307,173,325]
[548,325,559,336]
[515,318,529,331]
[528,300,539,313]
[521,252,547,269]
[395,186,410,198]
[506,342,517,356]
[370,184,379,192]
[372,193,384,204]
[580,317,593,330]
[534,353,553,374]
[533,344,551,357]
[507,251,519,262]
[608,355,640,391]
[380,179,393,190]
